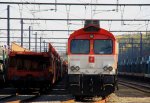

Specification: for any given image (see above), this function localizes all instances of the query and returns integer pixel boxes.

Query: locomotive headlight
[103,66,108,71]
[70,66,80,72]
[75,66,80,71]
[70,66,75,71]
[103,65,113,71]
[107,66,113,71]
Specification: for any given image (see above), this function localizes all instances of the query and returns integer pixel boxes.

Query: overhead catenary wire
[21,0,48,40]
[0,1,150,53]
[135,22,150,31]
[0,2,150,6]
[118,6,145,32]
[1,29,150,33]
[93,9,116,15]
[1,17,150,21]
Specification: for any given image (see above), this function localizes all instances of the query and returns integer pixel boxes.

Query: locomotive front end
[67,20,118,97]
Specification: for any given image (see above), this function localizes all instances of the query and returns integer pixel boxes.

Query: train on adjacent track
[67,20,118,98]
[6,43,67,91]
[118,55,150,80]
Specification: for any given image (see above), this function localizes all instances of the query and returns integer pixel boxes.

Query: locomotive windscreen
[94,40,113,54]
[71,40,90,54]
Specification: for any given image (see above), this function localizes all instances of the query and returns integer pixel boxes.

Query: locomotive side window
[71,40,90,54]
[94,40,113,54]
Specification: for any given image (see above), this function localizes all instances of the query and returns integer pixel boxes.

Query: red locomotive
[67,20,118,98]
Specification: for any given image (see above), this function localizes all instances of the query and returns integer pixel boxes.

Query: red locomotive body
[67,20,118,97]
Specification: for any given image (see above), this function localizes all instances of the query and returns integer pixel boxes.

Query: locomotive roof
[69,25,116,40]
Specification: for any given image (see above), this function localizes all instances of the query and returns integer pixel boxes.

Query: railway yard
[1,0,150,103]
[0,77,149,103]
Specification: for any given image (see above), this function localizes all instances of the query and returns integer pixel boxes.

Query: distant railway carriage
[67,20,118,97]
[118,55,150,79]
[7,51,50,88]
[7,43,67,90]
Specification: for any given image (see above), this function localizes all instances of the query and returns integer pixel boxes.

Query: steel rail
[119,80,150,93]
[20,94,40,102]
[0,94,16,101]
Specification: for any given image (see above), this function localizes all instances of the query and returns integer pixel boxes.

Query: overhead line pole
[0,2,150,6]
[140,32,143,57]
[43,40,45,52]
[7,5,10,47]
[40,37,42,52]
[21,19,23,47]
[29,26,31,50]
[35,32,37,52]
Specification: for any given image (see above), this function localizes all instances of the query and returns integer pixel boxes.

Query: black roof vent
[84,26,100,32]
[84,20,100,28]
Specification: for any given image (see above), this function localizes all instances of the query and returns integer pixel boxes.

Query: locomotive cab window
[71,39,90,54]
[94,40,113,54]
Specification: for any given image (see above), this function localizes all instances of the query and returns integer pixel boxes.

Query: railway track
[0,77,108,103]
[0,78,149,103]
[118,80,150,93]
[0,88,107,102]
[0,94,16,101]
[0,94,40,102]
